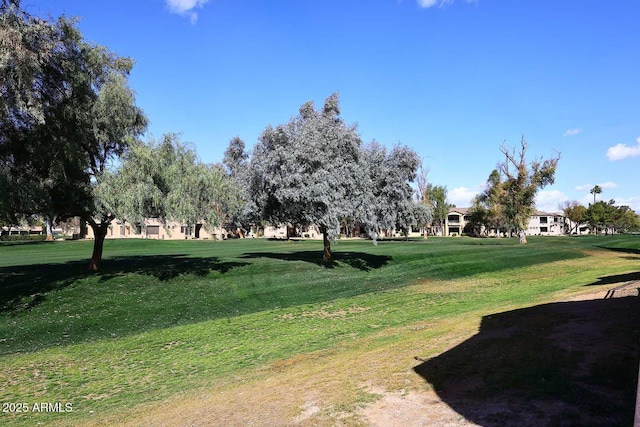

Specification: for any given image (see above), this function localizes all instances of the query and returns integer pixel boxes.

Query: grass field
[0,235,638,425]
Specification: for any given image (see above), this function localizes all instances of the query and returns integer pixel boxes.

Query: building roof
[447,208,563,217]
[447,207,471,215]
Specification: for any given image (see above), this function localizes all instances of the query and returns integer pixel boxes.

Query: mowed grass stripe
[0,237,594,355]
[0,236,637,426]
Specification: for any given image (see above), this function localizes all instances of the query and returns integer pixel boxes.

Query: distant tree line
[468,141,639,238]
[1,2,446,268]
[561,195,640,235]
[5,1,636,273]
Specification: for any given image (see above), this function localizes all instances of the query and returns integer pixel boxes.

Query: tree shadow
[0,240,54,247]
[596,245,640,256]
[413,297,640,426]
[0,254,247,313]
[98,255,246,280]
[585,271,640,287]
[240,250,392,271]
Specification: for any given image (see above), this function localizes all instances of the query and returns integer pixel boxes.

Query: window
[540,217,548,224]
[540,226,548,233]
[147,225,160,235]
[447,215,460,223]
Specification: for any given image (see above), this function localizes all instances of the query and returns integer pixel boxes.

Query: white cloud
[535,190,568,213]
[598,181,618,189]
[615,196,640,213]
[417,0,474,8]
[606,137,640,161]
[448,186,480,208]
[563,128,582,137]
[166,0,210,23]
[575,182,617,191]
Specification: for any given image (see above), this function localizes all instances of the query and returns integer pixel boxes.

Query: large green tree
[498,137,560,244]
[469,169,506,236]
[96,134,231,256]
[561,201,587,235]
[246,93,371,261]
[1,2,147,268]
[612,206,640,233]
[221,136,251,236]
[584,199,637,235]
[429,185,448,236]
[365,141,425,239]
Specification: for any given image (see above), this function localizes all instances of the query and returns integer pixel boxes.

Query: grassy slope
[0,235,637,426]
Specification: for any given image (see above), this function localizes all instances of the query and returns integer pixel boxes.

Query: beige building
[84,218,228,240]
[443,208,472,236]
[443,208,567,237]
[526,212,565,236]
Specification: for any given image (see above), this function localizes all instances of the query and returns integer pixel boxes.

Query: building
[443,208,568,237]
[526,212,565,236]
[443,208,472,236]
[84,218,228,240]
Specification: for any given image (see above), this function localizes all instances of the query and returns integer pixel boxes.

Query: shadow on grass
[596,245,640,256]
[0,240,53,247]
[585,271,640,287]
[413,296,640,426]
[0,254,247,313]
[240,250,392,271]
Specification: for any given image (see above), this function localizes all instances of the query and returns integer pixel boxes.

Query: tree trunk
[88,223,108,271]
[322,226,332,262]
[518,230,527,244]
[45,217,54,241]
[79,218,87,239]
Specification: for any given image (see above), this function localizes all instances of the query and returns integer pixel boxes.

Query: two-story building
[443,208,472,236]
[443,208,567,237]
[84,218,227,240]
[526,212,565,236]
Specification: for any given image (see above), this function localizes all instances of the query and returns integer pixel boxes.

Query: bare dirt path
[82,284,639,427]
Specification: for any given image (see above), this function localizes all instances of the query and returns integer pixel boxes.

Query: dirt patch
[278,305,369,320]
[413,294,640,426]
[358,386,476,426]
[84,284,640,426]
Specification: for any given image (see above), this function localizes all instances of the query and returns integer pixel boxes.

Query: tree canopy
[498,137,560,243]
[1,2,147,268]
[468,137,560,241]
[96,134,232,238]
[246,93,371,260]
[561,201,587,235]
[365,142,426,238]
[244,93,424,259]
[469,169,506,236]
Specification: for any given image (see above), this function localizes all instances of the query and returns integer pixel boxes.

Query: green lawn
[0,235,638,425]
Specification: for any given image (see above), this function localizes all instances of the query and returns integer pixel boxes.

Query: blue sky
[27,0,640,212]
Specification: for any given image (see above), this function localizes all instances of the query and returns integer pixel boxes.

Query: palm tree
[590,185,602,205]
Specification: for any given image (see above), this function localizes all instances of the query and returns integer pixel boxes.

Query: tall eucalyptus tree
[96,134,231,256]
[499,137,560,243]
[246,93,371,261]
[1,2,147,267]
[365,142,425,238]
